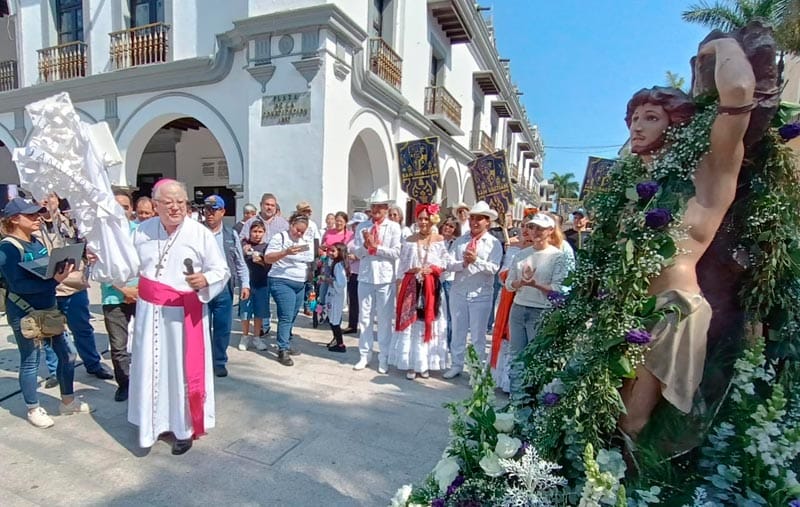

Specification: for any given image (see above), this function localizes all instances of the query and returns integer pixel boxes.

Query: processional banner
[396,137,440,204]
[469,150,513,214]
[581,156,616,200]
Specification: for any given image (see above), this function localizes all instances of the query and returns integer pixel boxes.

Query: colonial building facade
[0,0,543,219]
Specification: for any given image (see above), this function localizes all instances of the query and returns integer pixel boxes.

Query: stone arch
[346,108,393,211]
[440,158,461,207]
[116,92,244,187]
[462,174,476,205]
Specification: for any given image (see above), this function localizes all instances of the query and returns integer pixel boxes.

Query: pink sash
[138,277,206,439]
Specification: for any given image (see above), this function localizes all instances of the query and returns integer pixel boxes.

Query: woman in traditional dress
[390,204,449,380]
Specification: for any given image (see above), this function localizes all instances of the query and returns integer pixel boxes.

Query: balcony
[424,86,463,135]
[110,22,170,70]
[38,41,87,82]
[369,38,402,90]
[532,163,543,182]
[509,163,519,183]
[0,59,18,91]
[470,130,494,154]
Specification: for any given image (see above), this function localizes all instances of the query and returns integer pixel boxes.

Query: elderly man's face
[136,200,155,221]
[155,187,187,228]
[457,207,469,221]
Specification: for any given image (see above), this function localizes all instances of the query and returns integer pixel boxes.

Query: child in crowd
[325,242,348,352]
[239,220,269,351]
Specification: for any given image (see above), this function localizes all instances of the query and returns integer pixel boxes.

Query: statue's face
[629,103,669,154]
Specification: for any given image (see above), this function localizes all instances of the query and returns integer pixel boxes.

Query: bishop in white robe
[128,191,230,450]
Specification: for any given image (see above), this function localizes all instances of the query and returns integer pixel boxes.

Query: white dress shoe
[353,355,371,370]
[377,358,388,374]
[442,367,462,379]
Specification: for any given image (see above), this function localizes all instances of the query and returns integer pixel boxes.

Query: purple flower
[779,123,800,141]
[636,181,660,201]
[547,291,567,308]
[626,329,652,344]
[596,289,611,301]
[789,499,800,507]
[432,499,446,507]
[543,392,560,406]
[446,475,465,497]
[645,208,672,229]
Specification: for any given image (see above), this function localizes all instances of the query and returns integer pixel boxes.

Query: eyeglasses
[156,199,187,209]
[203,206,220,214]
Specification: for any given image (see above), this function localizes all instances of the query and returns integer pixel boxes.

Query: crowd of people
[0,180,592,455]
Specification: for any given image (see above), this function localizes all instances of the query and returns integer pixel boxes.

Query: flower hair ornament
[415,203,441,224]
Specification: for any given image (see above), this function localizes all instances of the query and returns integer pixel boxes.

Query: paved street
[0,287,471,506]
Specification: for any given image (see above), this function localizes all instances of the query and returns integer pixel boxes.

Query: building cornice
[231,4,367,51]
[0,33,243,115]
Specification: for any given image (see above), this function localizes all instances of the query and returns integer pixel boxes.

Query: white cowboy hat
[366,188,392,205]
[468,200,498,221]
[454,201,470,211]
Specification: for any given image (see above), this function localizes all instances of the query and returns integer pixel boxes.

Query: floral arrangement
[393,97,800,506]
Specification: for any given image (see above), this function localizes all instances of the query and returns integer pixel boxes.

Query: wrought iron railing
[38,41,87,82]
[369,37,402,90]
[0,60,18,91]
[424,86,462,127]
[471,130,494,153]
[110,22,170,70]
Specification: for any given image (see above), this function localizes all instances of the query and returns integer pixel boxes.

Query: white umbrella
[12,92,139,285]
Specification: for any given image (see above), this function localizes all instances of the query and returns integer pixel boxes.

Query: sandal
[406,371,416,380]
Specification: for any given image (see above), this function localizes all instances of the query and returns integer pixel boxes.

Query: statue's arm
[699,39,756,208]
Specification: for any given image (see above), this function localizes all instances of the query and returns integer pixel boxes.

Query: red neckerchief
[467,230,486,253]
[368,218,384,255]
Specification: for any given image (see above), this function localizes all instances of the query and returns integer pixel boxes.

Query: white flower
[432,456,460,494]
[494,412,515,433]
[389,484,412,507]
[495,434,522,459]
[479,451,506,477]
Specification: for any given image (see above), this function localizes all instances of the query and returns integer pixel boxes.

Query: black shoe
[326,338,338,348]
[214,366,228,378]
[171,438,193,455]
[114,386,129,402]
[327,344,346,353]
[288,348,301,356]
[277,350,294,366]
[342,327,357,335]
[44,375,59,389]
[88,365,114,380]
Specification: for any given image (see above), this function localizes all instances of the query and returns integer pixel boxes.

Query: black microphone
[184,258,195,275]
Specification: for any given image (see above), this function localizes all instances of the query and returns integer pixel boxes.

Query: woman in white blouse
[504,213,569,395]
[265,213,314,367]
[389,204,449,379]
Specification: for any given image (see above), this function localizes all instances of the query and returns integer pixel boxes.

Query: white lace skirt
[388,315,448,372]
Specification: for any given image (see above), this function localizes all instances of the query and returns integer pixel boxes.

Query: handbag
[7,291,66,339]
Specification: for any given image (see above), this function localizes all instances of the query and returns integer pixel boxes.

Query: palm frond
[682,1,747,30]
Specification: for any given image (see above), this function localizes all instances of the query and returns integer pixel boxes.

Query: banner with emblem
[469,150,513,214]
[581,156,616,199]
[396,137,440,204]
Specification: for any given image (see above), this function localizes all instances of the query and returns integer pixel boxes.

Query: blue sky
[490,1,710,187]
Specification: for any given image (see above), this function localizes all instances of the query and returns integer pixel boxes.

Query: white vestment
[128,218,230,448]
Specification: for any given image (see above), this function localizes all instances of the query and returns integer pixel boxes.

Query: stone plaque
[261,92,311,126]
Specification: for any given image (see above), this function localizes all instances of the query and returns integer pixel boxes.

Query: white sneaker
[442,367,462,379]
[238,336,250,351]
[59,398,93,415]
[353,354,371,371]
[253,337,268,351]
[377,358,388,374]
[27,407,54,428]
[406,371,416,380]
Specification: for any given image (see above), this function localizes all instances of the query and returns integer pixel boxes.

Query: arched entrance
[440,164,460,208]
[347,128,390,212]
[462,175,476,205]
[131,117,234,217]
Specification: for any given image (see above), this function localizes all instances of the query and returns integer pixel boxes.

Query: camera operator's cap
[572,208,587,217]
[347,211,368,225]
[203,194,225,210]
[1,197,46,218]
[527,213,555,229]
[296,200,312,212]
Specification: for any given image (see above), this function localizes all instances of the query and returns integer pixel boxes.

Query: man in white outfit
[444,201,503,379]
[128,180,230,455]
[352,188,402,373]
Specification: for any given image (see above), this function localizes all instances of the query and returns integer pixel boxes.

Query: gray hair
[152,180,188,201]
[243,203,257,213]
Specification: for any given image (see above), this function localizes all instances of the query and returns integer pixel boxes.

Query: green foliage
[550,172,580,201]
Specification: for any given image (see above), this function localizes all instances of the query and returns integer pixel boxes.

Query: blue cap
[203,195,225,210]
[572,208,587,217]
[1,197,46,218]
